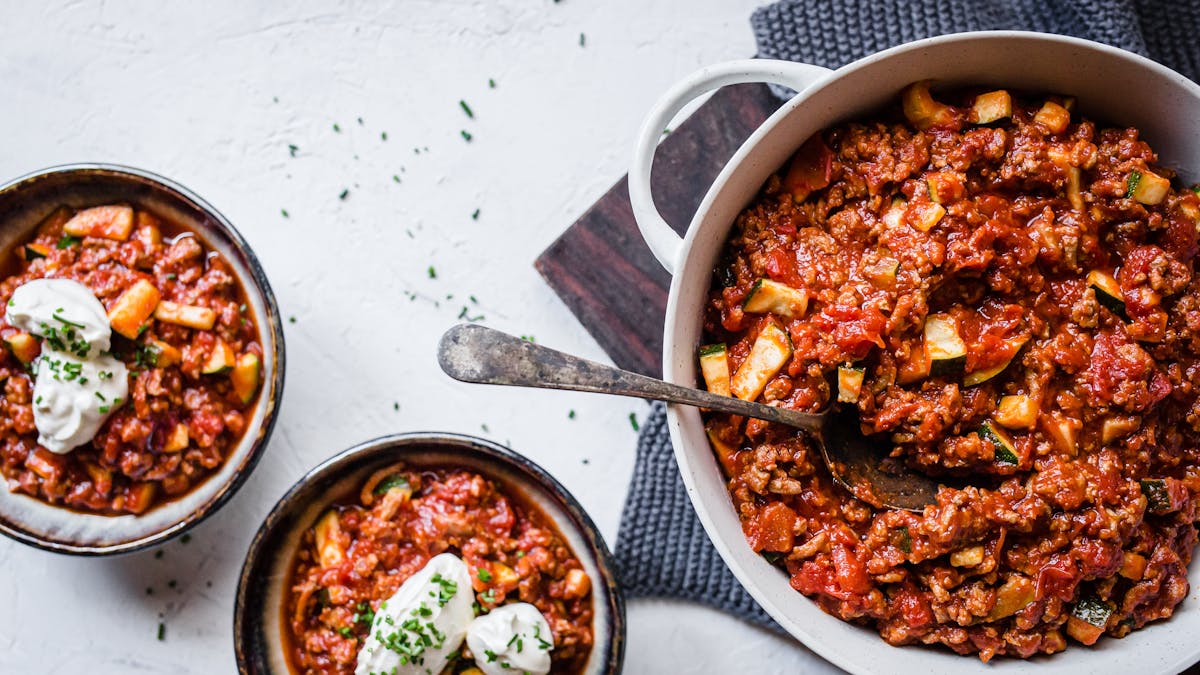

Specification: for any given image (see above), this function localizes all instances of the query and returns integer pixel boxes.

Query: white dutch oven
[629,31,1200,674]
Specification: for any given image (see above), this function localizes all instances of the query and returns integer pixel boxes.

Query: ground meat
[701,84,1200,660]
[285,465,594,675]
[0,206,262,514]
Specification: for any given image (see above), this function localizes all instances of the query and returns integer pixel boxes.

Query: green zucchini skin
[980,421,1019,465]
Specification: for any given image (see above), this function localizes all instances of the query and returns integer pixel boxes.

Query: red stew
[701,83,1200,660]
[0,204,263,515]
[284,464,595,674]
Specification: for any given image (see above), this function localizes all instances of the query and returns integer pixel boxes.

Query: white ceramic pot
[629,31,1200,674]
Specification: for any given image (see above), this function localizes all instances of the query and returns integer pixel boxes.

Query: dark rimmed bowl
[234,432,625,674]
[0,163,286,555]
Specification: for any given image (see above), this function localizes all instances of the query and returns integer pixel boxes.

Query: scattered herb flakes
[393,402,400,411]
[457,306,485,322]
[568,409,576,419]
[157,623,166,641]
[481,423,490,433]
[477,568,493,582]
[428,266,438,279]
[471,208,480,220]
[288,316,297,324]
[461,129,473,142]
[288,143,299,157]
[272,96,279,103]
[281,208,289,218]
[662,128,671,136]
[392,174,401,183]
[333,123,341,133]
[357,116,364,125]
[582,458,590,465]
[579,32,586,47]
[469,295,479,304]
[460,100,475,118]
[519,335,535,343]
[381,131,388,141]
[338,188,350,200]
[488,78,496,88]
[629,412,639,431]
[56,234,81,249]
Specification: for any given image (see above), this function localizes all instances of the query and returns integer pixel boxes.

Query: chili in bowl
[234,432,624,675]
[0,164,284,554]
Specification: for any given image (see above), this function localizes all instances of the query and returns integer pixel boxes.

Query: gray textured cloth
[613,0,1200,633]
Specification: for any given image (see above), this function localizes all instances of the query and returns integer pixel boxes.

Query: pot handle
[629,59,832,274]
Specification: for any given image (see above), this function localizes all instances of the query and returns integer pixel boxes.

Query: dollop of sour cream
[466,603,555,675]
[355,553,475,675]
[6,279,129,453]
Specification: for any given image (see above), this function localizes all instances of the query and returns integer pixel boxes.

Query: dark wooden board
[534,83,782,377]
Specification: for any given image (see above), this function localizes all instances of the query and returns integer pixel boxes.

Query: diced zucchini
[1066,597,1113,645]
[4,332,40,364]
[743,278,809,319]
[62,204,135,241]
[950,545,985,568]
[162,423,189,453]
[730,321,792,401]
[202,339,235,374]
[1066,166,1084,211]
[313,510,345,569]
[1140,478,1178,514]
[963,336,1028,387]
[372,474,410,496]
[995,394,1037,430]
[909,201,946,232]
[1043,415,1080,455]
[924,314,966,376]
[868,256,900,287]
[108,279,162,339]
[882,197,906,229]
[987,575,1035,621]
[968,90,1012,124]
[154,301,216,330]
[147,339,182,368]
[980,420,1019,465]
[901,80,955,130]
[705,422,740,475]
[925,171,963,204]
[1034,101,1071,134]
[1102,416,1140,443]
[229,352,261,404]
[21,244,51,261]
[782,134,833,202]
[698,343,732,397]
[897,340,931,384]
[1088,270,1126,320]
[1118,551,1147,580]
[1128,169,1169,205]
[837,365,865,404]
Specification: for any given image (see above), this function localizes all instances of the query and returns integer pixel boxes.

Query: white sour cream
[6,279,129,453]
[355,553,475,675]
[466,603,555,675]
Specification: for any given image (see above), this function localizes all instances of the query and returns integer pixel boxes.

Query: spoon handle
[437,324,824,433]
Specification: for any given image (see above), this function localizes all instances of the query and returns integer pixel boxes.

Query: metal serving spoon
[437,324,939,511]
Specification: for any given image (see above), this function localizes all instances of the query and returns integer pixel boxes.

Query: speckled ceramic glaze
[0,164,285,555]
[233,432,625,675]
[630,32,1200,674]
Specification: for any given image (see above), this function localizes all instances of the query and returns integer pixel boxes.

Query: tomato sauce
[703,84,1200,660]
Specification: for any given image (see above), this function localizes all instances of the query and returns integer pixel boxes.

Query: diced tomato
[831,544,872,595]
[782,134,833,202]
[745,501,797,552]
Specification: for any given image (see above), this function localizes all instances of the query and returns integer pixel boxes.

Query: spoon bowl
[437,323,938,511]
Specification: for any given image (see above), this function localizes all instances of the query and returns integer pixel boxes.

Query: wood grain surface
[535,82,782,377]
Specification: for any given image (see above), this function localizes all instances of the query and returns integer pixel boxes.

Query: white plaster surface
[0,1,841,672]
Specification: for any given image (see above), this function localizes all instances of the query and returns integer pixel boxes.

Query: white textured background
[0,1,840,672]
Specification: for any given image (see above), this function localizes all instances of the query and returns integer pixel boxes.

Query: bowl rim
[660,31,1200,674]
[232,431,627,674]
[0,162,287,555]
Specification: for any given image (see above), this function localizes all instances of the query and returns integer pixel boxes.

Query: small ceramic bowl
[0,163,285,554]
[234,432,625,674]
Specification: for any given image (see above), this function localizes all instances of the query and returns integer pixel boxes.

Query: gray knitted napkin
[613,0,1200,633]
